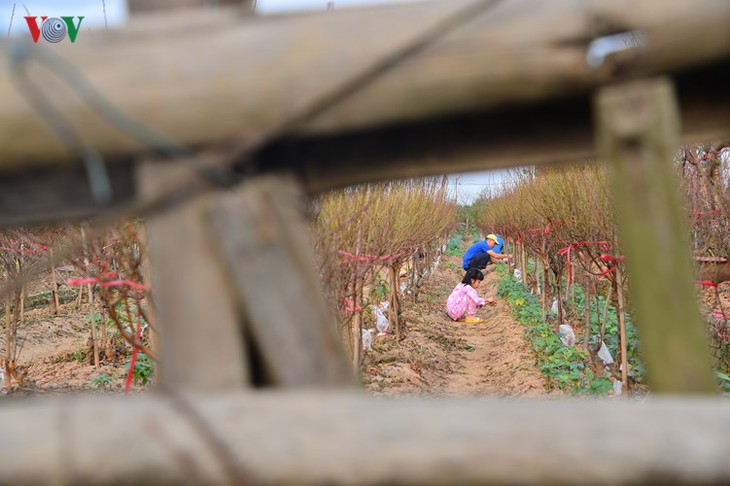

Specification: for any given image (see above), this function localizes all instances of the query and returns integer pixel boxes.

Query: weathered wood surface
[0,0,728,171]
[206,176,354,386]
[127,0,248,13]
[597,79,716,393]
[140,161,249,390]
[2,393,730,484]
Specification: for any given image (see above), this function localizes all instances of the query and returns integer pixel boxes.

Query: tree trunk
[81,227,100,368]
[4,297,10,375]
[600,284,613,343]
[616,266,628,397]
[16,255,24,325]
[521,244,528,285]
[584,276,592,352]
[351,277,362,370]
[391,264,403,341]
[50,249,60,316]
[542,253,552,320]
[555,271,564,326]
[88,284,100,368]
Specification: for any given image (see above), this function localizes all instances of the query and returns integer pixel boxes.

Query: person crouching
[446,268,493,323]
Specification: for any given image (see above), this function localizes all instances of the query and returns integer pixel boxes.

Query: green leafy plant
[445,234,463,256]
[496,266,596,393]
[370,273,389,302]
[125,353,154,385]
[584,376,614,395]
[92,373,113,389]
[716,371,730,395]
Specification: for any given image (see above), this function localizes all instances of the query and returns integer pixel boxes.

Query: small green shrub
[92,374,113,389]
[125,353,154,385]
[717,371,730,396]
[445,234,463,256]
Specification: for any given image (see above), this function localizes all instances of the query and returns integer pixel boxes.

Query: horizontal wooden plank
[0,0,728,170]
[1,393,730,483]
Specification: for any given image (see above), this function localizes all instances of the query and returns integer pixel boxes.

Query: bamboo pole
[596,78,716,393]
[4,394,730,484]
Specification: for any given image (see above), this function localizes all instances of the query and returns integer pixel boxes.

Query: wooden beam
[0,0,728,170]
[0,161,136,227]
[596,78,716,393]
[1,59,728,226]
[140,160,250,390]
[2,393,730,483]
[127,0,245,13]
[206,176,354,386]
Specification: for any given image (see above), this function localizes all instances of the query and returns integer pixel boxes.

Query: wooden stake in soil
[596,78,715,393]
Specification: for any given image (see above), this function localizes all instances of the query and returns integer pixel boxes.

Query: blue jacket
[462,236,503,269]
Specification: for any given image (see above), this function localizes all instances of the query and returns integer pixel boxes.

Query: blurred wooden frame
[0,0,728,223]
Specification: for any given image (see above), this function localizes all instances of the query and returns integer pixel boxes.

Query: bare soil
[2,301,144,396]
[363,255,549,397]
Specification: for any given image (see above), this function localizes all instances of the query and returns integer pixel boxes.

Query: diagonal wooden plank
[206,175,354,386]
[140,160,250,390]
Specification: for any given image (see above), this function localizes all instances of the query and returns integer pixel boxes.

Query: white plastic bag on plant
[400,281,407,293]
[514,268,522,280]
[434,255,441,269]
[597,340,614,366]
[378,301,389,312]
[362,328,375,352]
[613,379,623,396]
[550,299,559,315]
[374,305,390,336]
[558,324,576,347]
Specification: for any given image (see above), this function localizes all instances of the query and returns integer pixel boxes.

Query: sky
[0,0,513,203]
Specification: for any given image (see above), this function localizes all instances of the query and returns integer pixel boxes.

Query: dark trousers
[466,252,491,270]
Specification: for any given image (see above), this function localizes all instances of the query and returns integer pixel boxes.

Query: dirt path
[436,267,546,396]
[364,255,548,397]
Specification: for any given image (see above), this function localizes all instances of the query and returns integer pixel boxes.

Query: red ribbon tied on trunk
[557,241,611,292]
